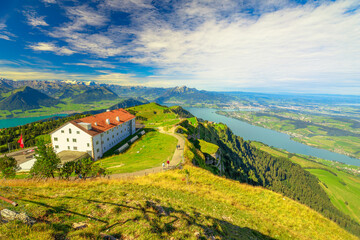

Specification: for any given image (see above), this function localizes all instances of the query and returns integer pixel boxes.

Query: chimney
[106,119,110,125]
[116,116,120,122]
[106,109,110,112]
[95,122,97,126]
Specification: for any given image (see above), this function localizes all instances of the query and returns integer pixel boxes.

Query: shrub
[0,155,19,178]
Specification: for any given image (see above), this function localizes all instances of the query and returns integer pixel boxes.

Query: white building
[50,109,136,160]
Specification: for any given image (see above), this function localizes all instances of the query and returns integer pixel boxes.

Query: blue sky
[0,0,359,94]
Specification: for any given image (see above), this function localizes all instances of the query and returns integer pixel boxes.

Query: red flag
[17,134,24,148]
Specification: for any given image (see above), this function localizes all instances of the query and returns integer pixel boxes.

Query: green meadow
[98,130,177,174]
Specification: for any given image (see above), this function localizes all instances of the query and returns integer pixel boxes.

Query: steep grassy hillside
[177,118,360,236]
[251,141,360,224]
[1,166,357,240]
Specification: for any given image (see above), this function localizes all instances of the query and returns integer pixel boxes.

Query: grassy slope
[1,165,357,240]
[198,139,219,155]
[93,103,182,174]
[252,141,360,223]
[99,130,177,174]
[218,111,360,159]
[127,103,182,127]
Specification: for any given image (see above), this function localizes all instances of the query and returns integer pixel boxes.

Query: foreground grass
[0,165,357,240]
[98,130,177,174]
[252,141,360,224]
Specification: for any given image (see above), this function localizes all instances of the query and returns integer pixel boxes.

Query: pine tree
[30,139,60,179]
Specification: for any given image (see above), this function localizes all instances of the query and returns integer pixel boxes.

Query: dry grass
[0,165,357,240]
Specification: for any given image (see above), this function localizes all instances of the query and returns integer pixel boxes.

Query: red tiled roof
[70,108,135,136]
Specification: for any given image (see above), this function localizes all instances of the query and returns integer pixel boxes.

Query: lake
[0,114,68,129]
[185,107,360,167]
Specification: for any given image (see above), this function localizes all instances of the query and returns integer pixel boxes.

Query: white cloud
[24,0,360,93]
[0,22,15,41]
[42,0,56,3]
[126,0,360,91]
[24,11,49,27]
[66,5,109,28]
[65,60,116,69]
[102,0,153,12]
[29,42,75,55]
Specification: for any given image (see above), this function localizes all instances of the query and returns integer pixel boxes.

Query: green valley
[217,110,360,159]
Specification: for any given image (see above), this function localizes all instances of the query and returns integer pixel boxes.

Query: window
[112,135,114,138]
[96,141,99,145]
[107,138,109,141]
[55,145,59,148]
[87,143,90,147]
[72,138,77,142]
[101,133,103,137]
[67,146,70,150]
[54,137,58,141]
[97,148,99,153]
[69,128,72,134]
[67,138,69,142]
[73,146,77,150]
[61,130,64,133]
[76,131,80,134]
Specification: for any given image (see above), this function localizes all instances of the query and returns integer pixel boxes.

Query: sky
[0,0,359,94]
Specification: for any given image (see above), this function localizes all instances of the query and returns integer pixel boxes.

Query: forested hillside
[178,118,360,236]
[0,86,60,111]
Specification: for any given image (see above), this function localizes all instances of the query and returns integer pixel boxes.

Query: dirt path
[109,127,185,179]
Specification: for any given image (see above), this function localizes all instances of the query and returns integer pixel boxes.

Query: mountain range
[0,79,236,112]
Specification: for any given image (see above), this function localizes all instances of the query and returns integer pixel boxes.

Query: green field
[218,110,360,159]
[1,165,357,240]
[99,130,177,174]
[252,141,360,223]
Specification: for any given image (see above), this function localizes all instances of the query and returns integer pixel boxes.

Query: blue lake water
[0,114,68,129]
[185,107,360,167]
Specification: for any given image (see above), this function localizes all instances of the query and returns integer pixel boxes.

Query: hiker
[162,162,165,169]
[167,160,170,167]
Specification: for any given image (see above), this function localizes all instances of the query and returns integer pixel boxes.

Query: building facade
[51,109,136,160]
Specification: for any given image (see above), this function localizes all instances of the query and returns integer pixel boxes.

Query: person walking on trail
[162,162,165,169]
[167,160,170,168]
